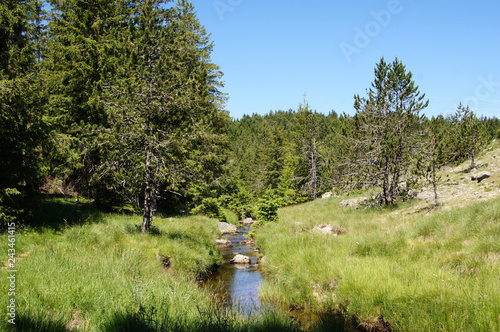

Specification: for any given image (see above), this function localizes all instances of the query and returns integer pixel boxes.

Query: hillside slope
[255,141,500,331]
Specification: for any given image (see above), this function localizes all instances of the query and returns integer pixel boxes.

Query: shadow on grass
[102,304,306,332]
[6,314,67,332]
[125,224,163,236]
[101,304,369,332]
[23,194,104,231]
[8,307,364,332]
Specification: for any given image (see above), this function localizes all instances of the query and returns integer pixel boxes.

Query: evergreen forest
[2,0,500,230]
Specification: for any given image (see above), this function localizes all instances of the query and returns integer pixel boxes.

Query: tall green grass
[255,195,500,331]
[0,198,301,331]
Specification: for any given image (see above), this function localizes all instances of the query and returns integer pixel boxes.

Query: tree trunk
[383,157,392,204]
[432,161,439,207]
[142,148,153,233]
[310,138,318,200]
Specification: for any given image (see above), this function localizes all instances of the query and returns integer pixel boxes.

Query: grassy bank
[255,194,500,331]
[0,197,300,331]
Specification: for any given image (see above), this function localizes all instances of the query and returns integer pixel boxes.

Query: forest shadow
[9,314,67,332]
[23,193,104,232]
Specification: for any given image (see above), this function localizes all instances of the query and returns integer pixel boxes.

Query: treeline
[223,58,500,217]
[1,1,499,229]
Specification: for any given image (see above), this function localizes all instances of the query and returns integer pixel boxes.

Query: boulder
[240,217,255,225]
[229,254,251,265]
[218,222,237,234]
[471,171,492,183]
[312,224,346,236]
[339,197,367,209]
[215,239,232,247]
[416,191,436,202]
[321,191,333,199]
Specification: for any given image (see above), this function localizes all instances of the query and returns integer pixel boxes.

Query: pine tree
[42,0,129,192]
[261,122,286,190]
[99,0,227,232]
[449,103,487,170]
[295,100,323,200]
[352,57,429,204]
[0,0,47,224]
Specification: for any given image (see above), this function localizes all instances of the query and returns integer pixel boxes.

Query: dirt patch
[65,311,88,331]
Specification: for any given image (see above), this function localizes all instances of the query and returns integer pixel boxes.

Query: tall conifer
[353,57,428,204]
[99,0,227,232]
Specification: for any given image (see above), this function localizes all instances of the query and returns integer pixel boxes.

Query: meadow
[256,193,500,331]
[0,197,300,332]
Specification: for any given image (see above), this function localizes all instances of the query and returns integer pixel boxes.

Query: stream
[201,225,349,330]
[202,225,263,315]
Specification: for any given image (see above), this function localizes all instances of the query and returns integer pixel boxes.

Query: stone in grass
[218,222,237,234]
[339,197,367,209]
[230,254,251,265]
[471,171,492,183]
[312,224,346,236]
[321,191,333,199]
[416,191,436,203]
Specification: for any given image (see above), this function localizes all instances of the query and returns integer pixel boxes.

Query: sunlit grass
[0,199,301,331]
[255,193,500,331]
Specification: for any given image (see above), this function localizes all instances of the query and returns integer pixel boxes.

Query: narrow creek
[201,223,355,331]
[202,224,263,315]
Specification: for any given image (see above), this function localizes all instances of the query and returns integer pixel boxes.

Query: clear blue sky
[190,0,500,119]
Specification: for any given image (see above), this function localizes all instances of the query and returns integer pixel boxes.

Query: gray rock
[339,197,367,209]
[240,217,255,225]
[215,239,232,247]
[312,224,346,236]
[321,191,333,199]
[417,191,436,202]
[471,171,492,183]
[218,222,237,234]
[229,254,251,265]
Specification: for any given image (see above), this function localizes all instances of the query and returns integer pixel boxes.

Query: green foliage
[447,104,488,169]
[0,0,48,224]
[0,188,23,225]
[191,197,222,220]
[225,186,257,219]
[257,198,280,224]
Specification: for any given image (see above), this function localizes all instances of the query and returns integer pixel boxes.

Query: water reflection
[202,225,262,315]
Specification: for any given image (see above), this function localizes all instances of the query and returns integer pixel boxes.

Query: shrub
[191,197,222,220]
[257,199,280,224]
[0,188,23,226]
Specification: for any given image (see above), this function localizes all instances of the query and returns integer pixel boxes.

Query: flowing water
[202,225,263,315]
[201,225,352,330]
